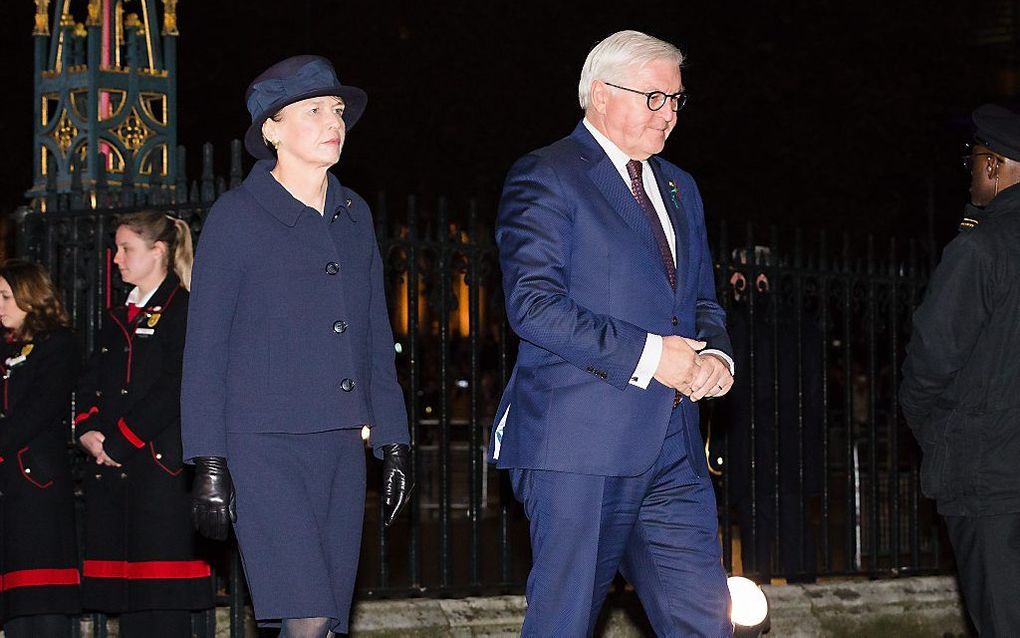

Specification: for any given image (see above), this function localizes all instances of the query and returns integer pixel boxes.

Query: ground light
[728,576,771,636]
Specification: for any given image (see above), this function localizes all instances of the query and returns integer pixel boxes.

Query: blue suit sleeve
[366,220,410,458]
[181,200,244,462]
[497,154,646,390]
[686,178,733,360]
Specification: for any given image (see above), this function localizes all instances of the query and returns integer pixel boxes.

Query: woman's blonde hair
[0,259,71,341]
[114,211,194,290]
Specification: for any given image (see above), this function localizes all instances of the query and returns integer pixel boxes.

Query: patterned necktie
[626,159,676,290]
[626,161,684,409]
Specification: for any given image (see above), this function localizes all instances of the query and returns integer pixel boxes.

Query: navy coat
[490,121,732,478]
[181,160,409,461]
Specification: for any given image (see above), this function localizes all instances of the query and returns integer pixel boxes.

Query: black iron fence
[12,141,944,635]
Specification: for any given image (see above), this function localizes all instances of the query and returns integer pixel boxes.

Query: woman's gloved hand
[380,444,414,527]
[191,456,236,541]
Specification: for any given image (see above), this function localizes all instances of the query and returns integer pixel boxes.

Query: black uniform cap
[973,104,1020,161]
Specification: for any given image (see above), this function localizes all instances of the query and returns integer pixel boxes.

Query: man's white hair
[578,30,684,111]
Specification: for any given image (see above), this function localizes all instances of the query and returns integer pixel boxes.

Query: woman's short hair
[114,211,194,290]
[0,259,70,341]
[578,30,684,111]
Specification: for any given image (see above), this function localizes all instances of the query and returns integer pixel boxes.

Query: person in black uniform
[75,211,213,637]
[0,260,80,638]
[901,104,1020,635]
[182,55,412,638]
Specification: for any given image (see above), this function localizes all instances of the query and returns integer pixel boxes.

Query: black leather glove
[381,443,414,528]
[191,456,236,541]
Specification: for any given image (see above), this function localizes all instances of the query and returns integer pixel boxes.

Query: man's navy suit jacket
[490,121,732,478]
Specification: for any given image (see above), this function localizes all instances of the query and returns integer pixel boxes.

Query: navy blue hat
[973,104,1020,162]
[244,55,367,159]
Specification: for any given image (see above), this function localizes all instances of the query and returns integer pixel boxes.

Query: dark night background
[0,1,1012,251]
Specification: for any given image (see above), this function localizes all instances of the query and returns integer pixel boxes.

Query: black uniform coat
[900,183,1020,516]
[75,273,213,612]
[0,328,80,623]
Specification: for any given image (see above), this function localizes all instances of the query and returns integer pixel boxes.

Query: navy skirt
[226,428,366,633]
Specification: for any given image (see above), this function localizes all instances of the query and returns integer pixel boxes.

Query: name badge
[135,327,155,336]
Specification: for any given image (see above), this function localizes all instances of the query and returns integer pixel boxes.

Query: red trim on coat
[161,285,182,311]
[0,568,81,591]
[117,417,146,448]
[17,447,53,489]
[150,442,182,476]
[74,405,99,426]
[82,560,211,580]
[108,310,133,384]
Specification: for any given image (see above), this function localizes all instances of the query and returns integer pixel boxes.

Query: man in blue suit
[491,30,735,636]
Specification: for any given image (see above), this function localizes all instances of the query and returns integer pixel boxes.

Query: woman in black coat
[0,259,80,638]
[76,211,213,637]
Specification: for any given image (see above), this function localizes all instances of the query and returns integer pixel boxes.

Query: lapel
[648,157,691,301]
[572,123,675,296]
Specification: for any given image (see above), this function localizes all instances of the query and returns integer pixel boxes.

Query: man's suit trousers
[511,409,732,637]
[944,512,1020,636]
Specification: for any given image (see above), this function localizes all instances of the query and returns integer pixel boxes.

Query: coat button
[101,346,109,353]
[155,453,162,460]
[123,346,129,353]
[24,467,31,474]
[120,388,129,395]
[333,320,348,334]
[95,390,103,397]
[325,262,340,275]
[120,472,128,479]
[339,378,356,392]
[671,316,679,326]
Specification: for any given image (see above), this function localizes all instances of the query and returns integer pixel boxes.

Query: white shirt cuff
[701,349,735,376]
[629,333,662,389]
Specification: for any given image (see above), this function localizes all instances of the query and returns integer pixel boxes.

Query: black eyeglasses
[603,81,688,112]
[961,152,996,172]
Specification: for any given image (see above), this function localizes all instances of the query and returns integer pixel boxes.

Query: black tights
[279,616,334,638]
[3,614,72,638]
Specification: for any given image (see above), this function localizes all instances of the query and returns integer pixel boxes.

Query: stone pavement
[57,575,970,637]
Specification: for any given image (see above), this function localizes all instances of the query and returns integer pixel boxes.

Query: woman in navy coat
[182,55,412,638]
[76,212,213,637]
[0,260,80,638]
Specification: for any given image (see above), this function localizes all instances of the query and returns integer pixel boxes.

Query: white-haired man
[490,30,734,635]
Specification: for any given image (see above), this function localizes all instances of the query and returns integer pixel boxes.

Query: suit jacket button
[101,346,109,353]
[339,378,356,392]
[96,390,103,397]
[155,453,163,460]
[333,320,348,334]
[120,388,129,395]
[325,262,340,275]
[671,316,679,326]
